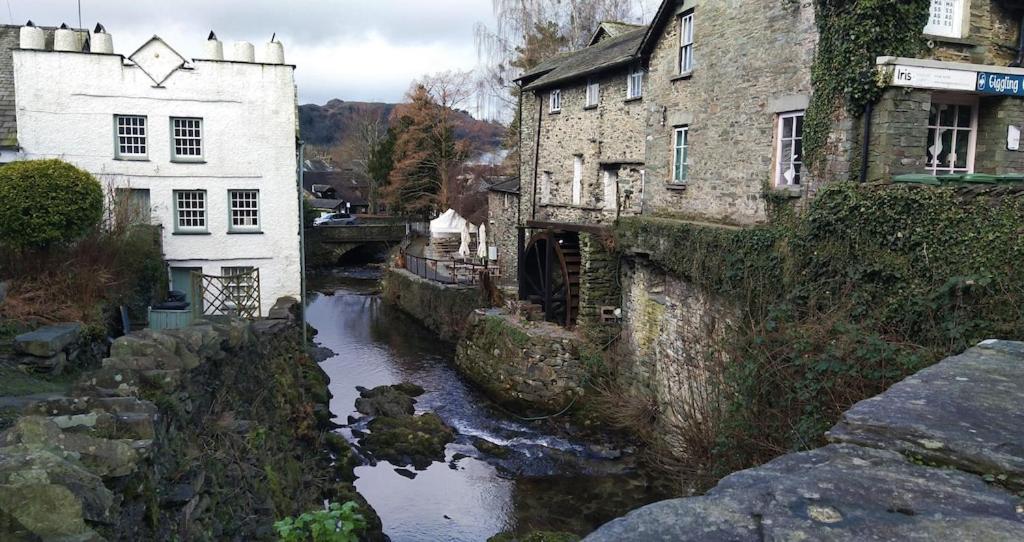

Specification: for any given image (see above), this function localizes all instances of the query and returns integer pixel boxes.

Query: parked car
[314,212,357,226]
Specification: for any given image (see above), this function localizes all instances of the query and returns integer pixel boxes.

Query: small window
[586,79,600,108]
[115,115,147,159]
[672,127,689,184]
[627,64,644,99]
[572,156,584,205]
[602,168,618,211]
[541,171,552,204]
[925,98,977,175]
[679,12,695,74]
[174,190,207,232]
[549,89,561,112]
[171,117,203,161]
[229,189,260,232]
[775,112,804,187]
[221,266,256,304]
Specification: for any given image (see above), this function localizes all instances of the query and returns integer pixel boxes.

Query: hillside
[298,99,506,154]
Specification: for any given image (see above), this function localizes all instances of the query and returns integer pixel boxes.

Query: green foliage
[0,159,104,249]
[804,0,930,173]
[616,182,1024,474]
[274,501,367,542]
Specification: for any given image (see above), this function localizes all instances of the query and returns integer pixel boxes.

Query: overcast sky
[7,1,657,114]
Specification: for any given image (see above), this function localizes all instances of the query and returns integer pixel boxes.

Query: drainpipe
[1011,14,1024,67]
[859,101,875,183]
[531,90,543,222]
[297,139,308,346]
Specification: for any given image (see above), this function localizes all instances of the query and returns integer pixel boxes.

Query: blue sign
[977,72,1024,97]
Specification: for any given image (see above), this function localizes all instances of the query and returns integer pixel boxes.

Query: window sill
[549,110,561,115]
[172,231,211,236]
[665,183,688,191]
[671,71,694,82]
[228,230,264,235]
[770,186,803,199]
[624,96,643,103]
[114,156,149,162]
[923,33,979,47]
[539,202,605,211]
[584,104,598,111]
[171,159,207,164]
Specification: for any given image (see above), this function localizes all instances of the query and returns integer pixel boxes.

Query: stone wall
[487,189,520,288]
[868,87,1024,180]
[642,0,818,225]
[617,257,735,449]
[455,311,586,412]
[0,298,384,541]
[929,1,1020,66]
[381,267,490,342]
[577,233,621,334]
[585,339,1024,541]
[520,66,646,228]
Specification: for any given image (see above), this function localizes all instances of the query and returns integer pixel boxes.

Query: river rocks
[355,384,417,418]
[827,339,1024,490]
[360,412,455,470]
[472,436,512,459]
[489,532,581,542]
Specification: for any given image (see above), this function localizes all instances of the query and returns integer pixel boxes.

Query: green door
[170,267,203,307]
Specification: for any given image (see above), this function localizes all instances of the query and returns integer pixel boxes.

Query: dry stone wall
[381,267,490,342]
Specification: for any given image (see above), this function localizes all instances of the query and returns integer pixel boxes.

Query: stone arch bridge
[305,223,409,266]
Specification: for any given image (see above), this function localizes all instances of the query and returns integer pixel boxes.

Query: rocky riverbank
[0,298,385,541]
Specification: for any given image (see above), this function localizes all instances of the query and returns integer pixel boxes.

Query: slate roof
[521,27,646,91]
[588,21,645,46]
[487,177,520,194]
[308,198,344,211]
[304,171,370,206]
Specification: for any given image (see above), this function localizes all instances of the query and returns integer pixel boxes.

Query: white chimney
[229,41,254,62]
[204,31,223,60]
[263,40,285,64]
[53,24,78,52]
[19,21,44,50]
[91,23,113,54]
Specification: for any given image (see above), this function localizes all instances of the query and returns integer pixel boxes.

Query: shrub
[0,159,103,249]
[273,501,367,542]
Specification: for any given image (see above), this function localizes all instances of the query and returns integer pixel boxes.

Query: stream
[306,268,668,542]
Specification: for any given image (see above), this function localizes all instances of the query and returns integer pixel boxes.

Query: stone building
[11,24,301,316]
[485,177,520,288]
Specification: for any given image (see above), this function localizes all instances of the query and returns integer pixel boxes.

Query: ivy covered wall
[614,181,1024,478]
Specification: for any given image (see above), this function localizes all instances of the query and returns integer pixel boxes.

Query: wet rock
[392,382,425,397]
[309,346,336,363]
[827,339,1024,490]
[14,323,82,358]
[360,412,455,470]
[355,385,417,418]
[472,437,511,459]
[267,296,299,321]
[584,444,1024,541]
[489,532,581,542]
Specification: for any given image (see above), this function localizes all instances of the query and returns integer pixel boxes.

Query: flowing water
[306,268,668,542]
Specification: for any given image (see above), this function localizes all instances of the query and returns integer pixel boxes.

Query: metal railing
[403,252,490,285]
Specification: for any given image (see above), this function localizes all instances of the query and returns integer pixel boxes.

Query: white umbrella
[458,221,471,258]
[477,224,488,259]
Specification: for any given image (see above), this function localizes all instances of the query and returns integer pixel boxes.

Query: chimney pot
[263,40,285,64]
[92,26,113,54]
[19,24,44,50]
[54,26,80,52]
[229,41,255,62]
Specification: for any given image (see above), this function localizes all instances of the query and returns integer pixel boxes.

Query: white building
[10,24,301,316]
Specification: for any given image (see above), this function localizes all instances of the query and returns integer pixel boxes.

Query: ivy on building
[615,181,1024,476]
[803,0,931,176]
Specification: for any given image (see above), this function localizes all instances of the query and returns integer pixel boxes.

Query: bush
[0,159,103,249]
[273,501,367,542]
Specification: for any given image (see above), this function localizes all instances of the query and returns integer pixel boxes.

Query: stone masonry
[641,0,818,225]
[585,339,1024,541]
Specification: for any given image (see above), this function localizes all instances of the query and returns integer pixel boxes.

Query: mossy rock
[471,436,512,459]
[360,413,455,470]
[354,384,418,418]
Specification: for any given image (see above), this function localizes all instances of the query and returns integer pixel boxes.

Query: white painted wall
[13,38,301,315]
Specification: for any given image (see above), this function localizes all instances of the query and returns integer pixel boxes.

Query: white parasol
[458,221,471,258]
[477,224,488,259]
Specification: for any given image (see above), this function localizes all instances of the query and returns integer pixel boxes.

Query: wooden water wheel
[521,231,581,327]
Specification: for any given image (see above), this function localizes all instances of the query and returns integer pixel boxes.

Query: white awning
[429,208,469,236]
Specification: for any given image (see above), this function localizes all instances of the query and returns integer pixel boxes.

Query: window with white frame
[171,117,203,161]
[586,79,600,108]
[174,190,207,232]
[679,12,695,74]
[572,156,584,205]
[672,126,689,184]
[924,0,966,39]
[229,190,260,231]
[775,111,804,187]
[549,89,561,112]
[627,64,644,99]
[115,115,147,158]
[603,168,618,211]
[925,97,977,175]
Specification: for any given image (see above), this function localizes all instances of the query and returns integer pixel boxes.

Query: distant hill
[298,99,506,154]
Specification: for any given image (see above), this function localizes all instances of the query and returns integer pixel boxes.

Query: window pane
[926,128,939,165]
[782,117,793,139]
[928,105,940,126]
[956,105,972,128]
[938,104,955,127]
[939,129,954,168]
[954,129,969,168]
[795,115,804,136]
